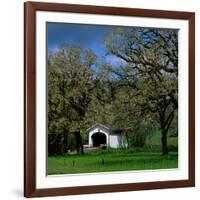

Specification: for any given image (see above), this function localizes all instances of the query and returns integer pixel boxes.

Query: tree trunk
[60,134,64,155]
[80,139,84,155]
[125,130,130,148]
[74,130,84,155]
[160,110,175,155]
[63,132,68,153]
[161,128,168,155]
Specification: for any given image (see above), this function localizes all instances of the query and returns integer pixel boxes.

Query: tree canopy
[48,27,178,155]
[104,27,178,154]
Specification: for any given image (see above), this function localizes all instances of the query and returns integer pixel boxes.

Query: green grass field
[48,131,178,175]
[48,152,178,175]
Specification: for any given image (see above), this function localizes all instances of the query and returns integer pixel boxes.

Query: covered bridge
[87,123,127,148]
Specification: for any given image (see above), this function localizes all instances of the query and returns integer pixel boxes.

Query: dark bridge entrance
[92,132,106,147]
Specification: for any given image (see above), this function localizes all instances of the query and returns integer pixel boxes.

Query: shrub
[128,127,148,148]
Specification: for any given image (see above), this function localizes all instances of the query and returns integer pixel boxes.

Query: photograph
[47,23,179,175]
[24,2,195,197]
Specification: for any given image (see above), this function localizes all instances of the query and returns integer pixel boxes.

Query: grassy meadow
[48,131,178,175]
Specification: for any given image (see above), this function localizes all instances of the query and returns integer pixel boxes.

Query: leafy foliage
[48,27,178,155]
[104,27,178,154]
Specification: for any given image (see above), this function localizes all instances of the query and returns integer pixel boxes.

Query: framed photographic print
[24,1,195,197]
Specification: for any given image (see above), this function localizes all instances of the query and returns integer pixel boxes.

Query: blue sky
[47,23,117,58]
[47,23,177,68]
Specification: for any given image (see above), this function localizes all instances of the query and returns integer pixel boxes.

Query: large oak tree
[48,45,97,154]
[104,27,178,154]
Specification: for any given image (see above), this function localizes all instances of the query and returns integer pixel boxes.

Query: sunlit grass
[48,151,178,175]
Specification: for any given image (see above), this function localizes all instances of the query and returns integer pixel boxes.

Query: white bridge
[87,123,127,148]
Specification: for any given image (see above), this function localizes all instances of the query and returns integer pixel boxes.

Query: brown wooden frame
[24,1,195,198]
